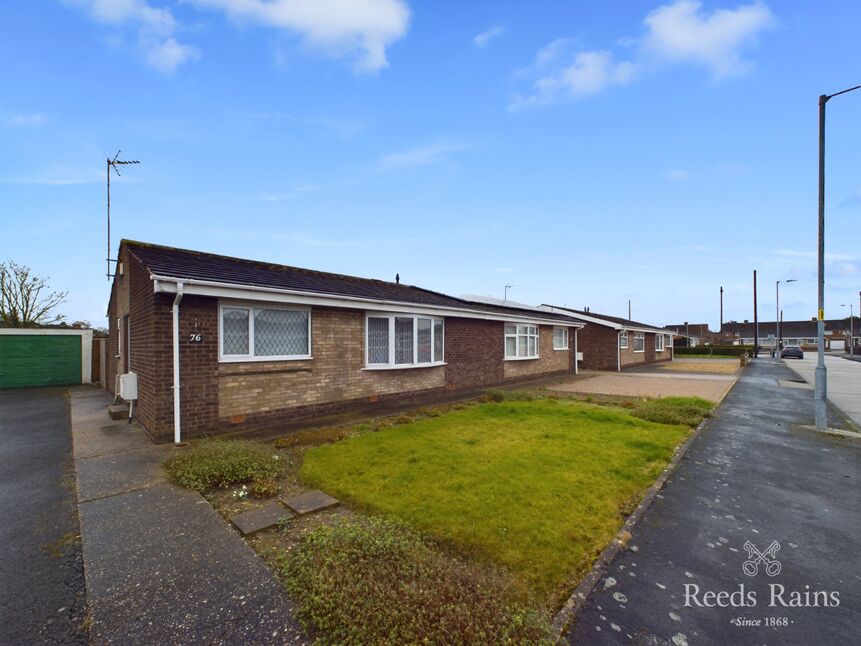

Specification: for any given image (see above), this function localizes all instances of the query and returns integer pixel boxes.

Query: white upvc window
[553,327,569,350]
[505,323,539,359]
[219,303,311,362]
[668,334,674,348]
[365,314,444,368]
[619,331,628,349]
[656,334,665,352]
[633,332,645,353]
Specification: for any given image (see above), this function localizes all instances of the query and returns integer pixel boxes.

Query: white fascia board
[0,328,93,336]
[151,276,584,328]
[620,326,670,336]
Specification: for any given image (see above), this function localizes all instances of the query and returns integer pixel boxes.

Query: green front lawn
[301,399,692,601]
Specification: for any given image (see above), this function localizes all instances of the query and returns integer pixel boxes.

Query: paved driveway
[0,388,87,644]
[565,359,860,645]
[550,370,737,402]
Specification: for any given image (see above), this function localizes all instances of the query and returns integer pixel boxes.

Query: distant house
[541,306,673,371]
[107,241,584,443]
[663,323,716,347]
[722,318,861,352]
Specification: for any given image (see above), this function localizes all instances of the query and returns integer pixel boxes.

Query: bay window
[220,304,311,361]
[366,314,444,367]
[505,323,539,359]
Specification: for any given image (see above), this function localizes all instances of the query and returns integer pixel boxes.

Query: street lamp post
[841,304,854,356]
[776,279,797,359]
[816,85,861,430]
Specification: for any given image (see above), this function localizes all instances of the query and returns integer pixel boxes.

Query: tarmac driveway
[0,388,87,644]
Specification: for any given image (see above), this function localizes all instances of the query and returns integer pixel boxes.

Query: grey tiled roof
[124,240,580,323]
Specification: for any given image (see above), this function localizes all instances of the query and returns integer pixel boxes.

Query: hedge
[673,345,752,357]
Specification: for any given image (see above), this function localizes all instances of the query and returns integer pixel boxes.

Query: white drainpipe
[617,330,622,372]
[172,282,184,444]
[574,328,579,375]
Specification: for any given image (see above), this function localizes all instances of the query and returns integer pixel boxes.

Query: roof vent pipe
[395,273,400,284]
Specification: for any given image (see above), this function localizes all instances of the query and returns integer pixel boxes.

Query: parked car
[781,345,804,359]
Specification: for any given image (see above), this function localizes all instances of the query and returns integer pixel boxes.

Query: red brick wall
[443,318,504,389]
[578,324,619,370]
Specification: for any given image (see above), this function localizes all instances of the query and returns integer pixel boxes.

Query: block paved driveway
[566,359,860,645]
[0,387,87,644]
[550,369,737,402]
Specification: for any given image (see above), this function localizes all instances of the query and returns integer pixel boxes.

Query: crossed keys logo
[742,540,782,577]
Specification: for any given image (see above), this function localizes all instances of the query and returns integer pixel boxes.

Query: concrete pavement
[0,388,87,644]
[782,354,861,428]
[71,387,307,644]
[565,358,860,645]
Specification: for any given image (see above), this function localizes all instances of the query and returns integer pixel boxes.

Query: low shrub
[249,477,280,498]
[273,426,350,449]
[631,397,713,428]
[164,440,283,492]
[279,517,552,645]
[674,345,752,357]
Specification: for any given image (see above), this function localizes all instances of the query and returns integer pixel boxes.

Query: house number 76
[189,333,203,343]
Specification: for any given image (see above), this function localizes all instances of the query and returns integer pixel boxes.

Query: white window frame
[552,326,569,350]
[504,323,540,360]
[656,334,665,352]
[633,332,645,353]
[218,302,312,363]
[364,313,445,370]
[619,331,628,349]
[668,334,674,348]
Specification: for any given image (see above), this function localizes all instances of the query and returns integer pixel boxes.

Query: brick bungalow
[108,241,584,443]
[541,306,674,371]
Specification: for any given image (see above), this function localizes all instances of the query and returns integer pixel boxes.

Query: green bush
[674,345,752,357]
[630,397,713,428]
[279,517,552,645]
[164,440,283,491]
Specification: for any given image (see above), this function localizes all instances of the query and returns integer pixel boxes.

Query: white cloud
[145,37,201,73]
[190,0,410,72]
[642,0,774,78]
[511,0,773,109]
[473,24,505,49]
[664,168,691,181]
[2,112,50,127]
[510,48,636,110]
[64,0,198,72]
[379,142,465,169]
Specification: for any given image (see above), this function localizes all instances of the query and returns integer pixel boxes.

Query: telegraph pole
[753,270,759,357]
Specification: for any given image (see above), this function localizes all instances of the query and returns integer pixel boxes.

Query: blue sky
[2,0,860,329]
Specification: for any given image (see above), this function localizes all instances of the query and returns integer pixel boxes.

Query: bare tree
[0,261,68,328]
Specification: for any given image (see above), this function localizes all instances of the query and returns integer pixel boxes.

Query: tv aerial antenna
[106,150,140,279]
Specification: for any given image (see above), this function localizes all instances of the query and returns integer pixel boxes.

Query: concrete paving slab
[75,445,173,502]
[230,502,294,535]
[70,388,308,644]
[80,483,305,644]
[283,490,340,515]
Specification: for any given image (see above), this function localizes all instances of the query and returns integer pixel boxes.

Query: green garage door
[0,335,82,389]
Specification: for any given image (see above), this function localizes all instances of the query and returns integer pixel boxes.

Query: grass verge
[278,517,552,645]
[630,396,713,427]
[301,399,693,600]
[164,439,283,492]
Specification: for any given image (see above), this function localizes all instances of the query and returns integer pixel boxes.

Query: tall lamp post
[776,279,797,358]
[816,85,861,430]
[841,304,854,356]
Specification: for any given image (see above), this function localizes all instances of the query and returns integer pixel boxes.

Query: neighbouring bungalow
[541,306,674,371]
[722,318,861,352]
[107,241,584,443]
